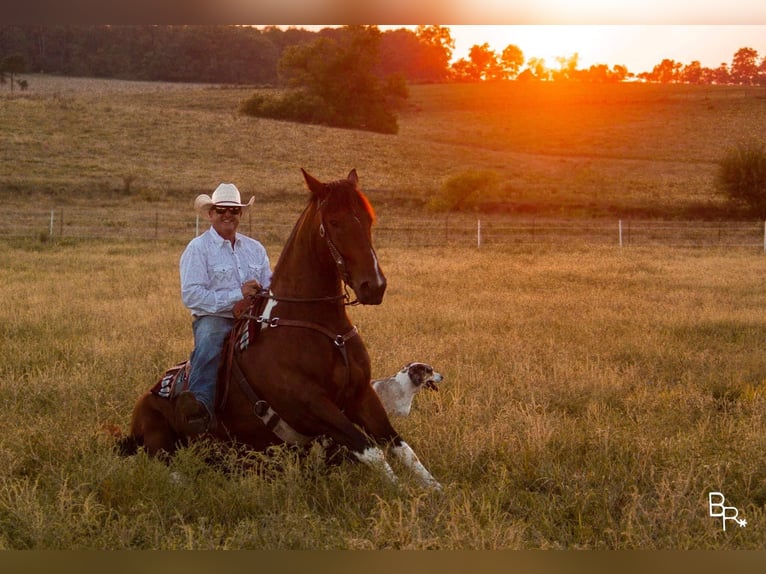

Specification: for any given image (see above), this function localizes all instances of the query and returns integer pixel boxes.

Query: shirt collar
[208,226,240,247]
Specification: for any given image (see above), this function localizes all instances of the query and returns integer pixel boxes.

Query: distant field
[1,75,765,222]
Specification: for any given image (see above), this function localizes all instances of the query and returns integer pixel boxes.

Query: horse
[118,169,440,490]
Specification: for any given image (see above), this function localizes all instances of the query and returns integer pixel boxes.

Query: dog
[372,362,443,417]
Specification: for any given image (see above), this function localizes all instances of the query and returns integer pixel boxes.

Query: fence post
[195,214,199,237]
[49,209,54,238]
[619,220,623,248]
[477,219,481,248]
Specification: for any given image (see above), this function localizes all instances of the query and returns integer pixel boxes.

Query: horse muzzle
[353,276,387,305]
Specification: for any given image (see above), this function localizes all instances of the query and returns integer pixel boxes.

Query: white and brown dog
[372,362,443,417]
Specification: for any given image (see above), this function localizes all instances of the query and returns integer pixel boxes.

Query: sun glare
[450,25,639,69]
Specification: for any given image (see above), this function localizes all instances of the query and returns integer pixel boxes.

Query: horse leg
[348,388,442,490]
[127,393,183,456]
[305,396,400,485]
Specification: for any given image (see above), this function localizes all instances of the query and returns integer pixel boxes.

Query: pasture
[1,240,766,549]
[2,76,766,549]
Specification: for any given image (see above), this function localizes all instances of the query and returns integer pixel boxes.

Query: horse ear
[302,168,328,200]
[347,169,358,186]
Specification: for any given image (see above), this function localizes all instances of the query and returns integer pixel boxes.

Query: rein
[252,284,360,306]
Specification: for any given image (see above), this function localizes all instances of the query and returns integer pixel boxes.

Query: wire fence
[2,208,766,251]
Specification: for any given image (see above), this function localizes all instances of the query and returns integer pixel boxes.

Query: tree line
[1,25,764,87]
[0,25,451,85]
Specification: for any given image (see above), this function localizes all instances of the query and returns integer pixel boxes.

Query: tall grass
[1,238,765,548]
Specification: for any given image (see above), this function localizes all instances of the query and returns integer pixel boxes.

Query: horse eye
[329,219,340,227]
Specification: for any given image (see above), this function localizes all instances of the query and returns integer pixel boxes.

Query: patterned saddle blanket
[150,360,191,399]
[148,310,260,400]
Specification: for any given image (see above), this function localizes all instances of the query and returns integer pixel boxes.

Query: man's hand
[241,279,262,299]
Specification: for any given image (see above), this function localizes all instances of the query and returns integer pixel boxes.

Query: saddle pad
[150,360,190,399]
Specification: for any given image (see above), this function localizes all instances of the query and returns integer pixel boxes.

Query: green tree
[245,26,406,134]
[716,140,766,217]
[428,170,501,212]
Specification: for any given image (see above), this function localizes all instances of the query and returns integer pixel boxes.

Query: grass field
[2,75,765,219]
[1,240,766,549]
[2,76,766,549]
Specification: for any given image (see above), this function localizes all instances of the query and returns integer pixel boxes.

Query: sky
[295,24,766,75]
[441,25,766,73]
[4,0,764,74]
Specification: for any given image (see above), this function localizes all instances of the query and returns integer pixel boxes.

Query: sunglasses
[213,206,242,216]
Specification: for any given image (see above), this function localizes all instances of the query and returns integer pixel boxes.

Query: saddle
[149,297,261,402]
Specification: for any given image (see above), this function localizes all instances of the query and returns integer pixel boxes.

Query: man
[178,183,272,435]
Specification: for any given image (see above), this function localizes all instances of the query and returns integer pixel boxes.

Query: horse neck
[271,201,343,304]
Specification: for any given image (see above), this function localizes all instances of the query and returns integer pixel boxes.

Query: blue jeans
[186,315,234,415]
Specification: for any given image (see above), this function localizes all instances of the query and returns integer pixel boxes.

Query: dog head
[401,362,443,392]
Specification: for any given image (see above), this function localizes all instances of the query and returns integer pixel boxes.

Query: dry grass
[2,75,764,219]
[1,238,766,548]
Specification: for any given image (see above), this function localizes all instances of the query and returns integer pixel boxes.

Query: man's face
[207,205,241,241]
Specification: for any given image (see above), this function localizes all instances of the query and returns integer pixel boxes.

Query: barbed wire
[1,208,765,250]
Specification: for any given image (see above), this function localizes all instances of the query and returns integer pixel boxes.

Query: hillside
[1,76,765,221]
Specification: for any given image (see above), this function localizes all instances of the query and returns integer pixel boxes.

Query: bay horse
[120,169,440,490]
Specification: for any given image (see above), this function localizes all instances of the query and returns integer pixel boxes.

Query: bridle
[230,192,371,441]
[259,198,365,307]
[240,197,367,354]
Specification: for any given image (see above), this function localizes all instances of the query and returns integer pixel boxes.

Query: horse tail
[102,423,142,456]
[114,434,141,457]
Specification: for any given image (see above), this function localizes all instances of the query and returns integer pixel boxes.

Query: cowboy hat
[194,183,255,214]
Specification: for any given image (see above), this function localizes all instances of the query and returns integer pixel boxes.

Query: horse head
[302,168,387,305]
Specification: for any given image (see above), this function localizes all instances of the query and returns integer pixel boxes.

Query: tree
[730,47,759,85]
[649,59,681,83]
[428,170,501,212]
[716,140,766,217]
[526,57,549,81]
[551,53,579,81]
[500,44,524,79]
[1,53,26,93]
[466,43,503,81]
[414,25,454,81]
[377,27,451,83]
[681,60,703,84]
[244,26,407,134]
[712,62,730,85]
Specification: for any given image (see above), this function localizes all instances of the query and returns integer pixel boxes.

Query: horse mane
[323,179,377,224]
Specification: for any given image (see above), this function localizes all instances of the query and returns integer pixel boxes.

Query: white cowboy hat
[194,183,255,214]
